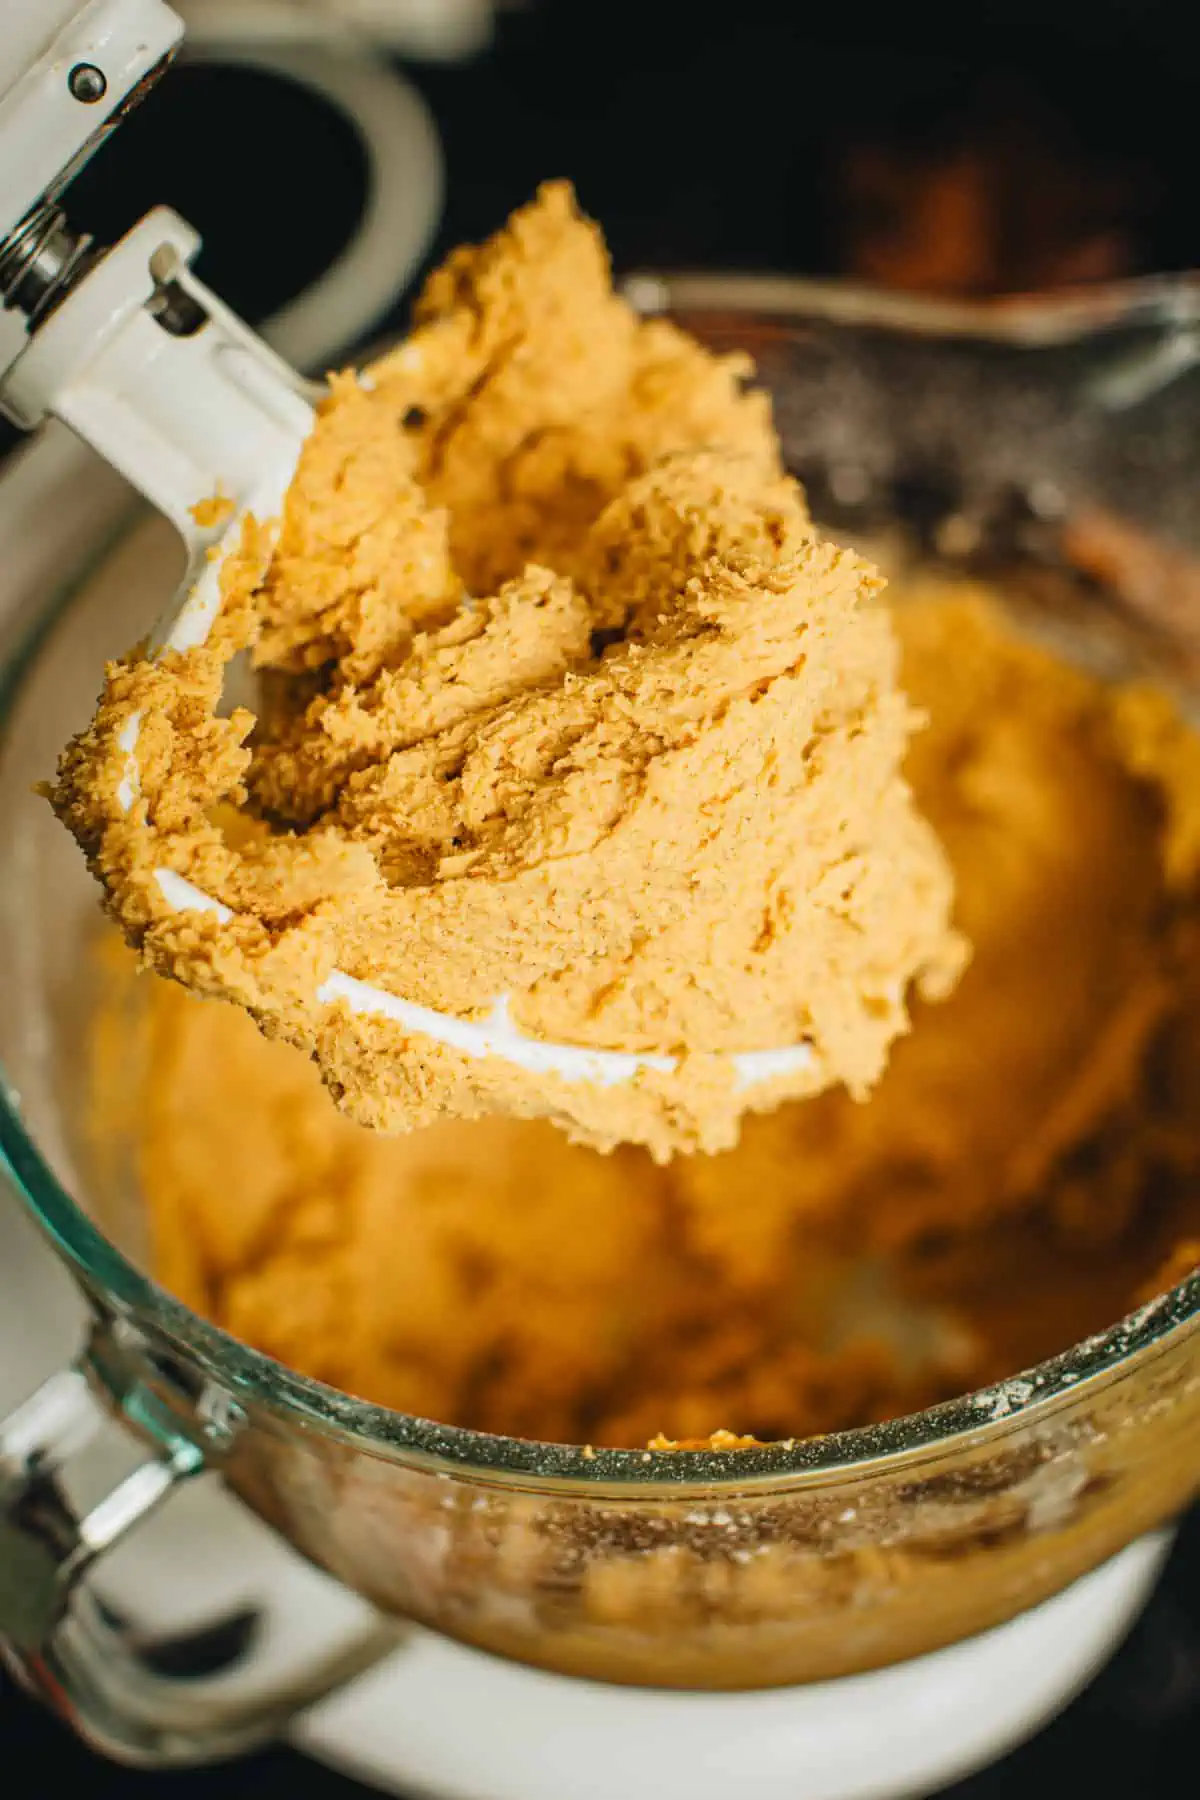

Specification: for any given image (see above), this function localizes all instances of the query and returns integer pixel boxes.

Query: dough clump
[50,185,964,1158]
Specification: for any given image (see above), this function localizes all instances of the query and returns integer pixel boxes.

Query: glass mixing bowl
[1,281,1199,1765]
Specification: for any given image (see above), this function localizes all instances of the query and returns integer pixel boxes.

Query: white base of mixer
[294,1531,1170,1800]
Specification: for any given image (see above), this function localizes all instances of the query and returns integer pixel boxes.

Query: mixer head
[0,4,181,369]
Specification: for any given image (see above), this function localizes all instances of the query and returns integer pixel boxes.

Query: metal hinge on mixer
[0,0,315,581]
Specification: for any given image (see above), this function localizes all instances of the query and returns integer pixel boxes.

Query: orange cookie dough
[89,587,1200,1448]
[49,185,964,1159]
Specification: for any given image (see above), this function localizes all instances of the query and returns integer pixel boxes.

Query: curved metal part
[177,39,445,372]
[177,0,493,61]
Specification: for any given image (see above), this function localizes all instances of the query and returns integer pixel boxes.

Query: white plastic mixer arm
[0,0,313,579]
[2,207,314,562]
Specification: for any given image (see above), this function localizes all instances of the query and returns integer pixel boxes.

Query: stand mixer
[0,6,1198,1798]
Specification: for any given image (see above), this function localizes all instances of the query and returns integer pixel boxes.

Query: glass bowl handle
[0,1324,399,1767]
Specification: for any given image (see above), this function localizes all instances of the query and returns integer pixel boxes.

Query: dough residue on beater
[48,184,965,1157]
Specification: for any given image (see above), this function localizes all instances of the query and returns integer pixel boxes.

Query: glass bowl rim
[2,275,1198,1492]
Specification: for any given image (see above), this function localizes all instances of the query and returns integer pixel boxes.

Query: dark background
[2,3,1198,1791]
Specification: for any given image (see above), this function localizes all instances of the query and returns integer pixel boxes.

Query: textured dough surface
[88,588,1200,1448]
[50,186,964,1157]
